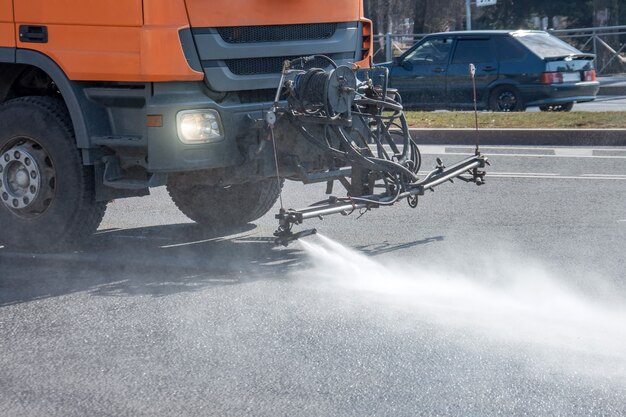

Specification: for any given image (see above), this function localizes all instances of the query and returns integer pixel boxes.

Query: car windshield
[512,31,582,58]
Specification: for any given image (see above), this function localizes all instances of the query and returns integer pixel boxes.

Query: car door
[446,37,499,109]
[389,37,453,108]
[14,0,143,81]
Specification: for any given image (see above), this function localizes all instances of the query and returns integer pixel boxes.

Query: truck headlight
[177,110,224,143]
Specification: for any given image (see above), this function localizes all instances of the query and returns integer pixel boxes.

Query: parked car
[380,30,600,112]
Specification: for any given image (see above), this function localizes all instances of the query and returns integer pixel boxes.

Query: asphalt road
[537,95,626,112]
[1,146,625,416]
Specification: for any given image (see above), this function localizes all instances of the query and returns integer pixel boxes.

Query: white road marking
[417,171,558,177]
[487,172,559,176]
[159,232,254,249]
[93,228,122,235]
[442,145,625,151]
[464,146,625,152]
[554,148,594,157]
[418,145,447,154]
[112,234,170,241]
[582,174,626,178]
[443,151,626,159]
[490,174,626,180]
[160,237,224,248]
[379,145,626,159]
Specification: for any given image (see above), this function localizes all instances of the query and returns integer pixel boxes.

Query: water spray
[299,234,626,384]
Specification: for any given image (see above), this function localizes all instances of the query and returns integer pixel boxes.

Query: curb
[599,85,626,96]
[409,128,626,146]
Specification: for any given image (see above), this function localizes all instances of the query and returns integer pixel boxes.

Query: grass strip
[404,111,626,129]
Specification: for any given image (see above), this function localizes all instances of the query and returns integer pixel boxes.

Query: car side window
[452,39,493,64]
[404,38,453,65]
[495,36,528,61]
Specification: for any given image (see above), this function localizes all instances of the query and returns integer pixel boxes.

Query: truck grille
[217,23,337,44]
[225,56,332,76]
[192,22,359,91]
[237,89,277,104]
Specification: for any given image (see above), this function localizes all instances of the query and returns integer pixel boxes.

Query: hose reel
[291,65,357,115]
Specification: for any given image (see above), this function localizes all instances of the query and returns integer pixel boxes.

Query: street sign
[476,0,497,6]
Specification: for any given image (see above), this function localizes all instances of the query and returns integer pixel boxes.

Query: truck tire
[0,96,106,250]
[167,178,283,228]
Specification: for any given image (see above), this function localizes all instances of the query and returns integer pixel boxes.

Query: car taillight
[541,72,564,84]
[584,69,597,81]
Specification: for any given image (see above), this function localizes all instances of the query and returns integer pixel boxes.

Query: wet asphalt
[1,146,625,416]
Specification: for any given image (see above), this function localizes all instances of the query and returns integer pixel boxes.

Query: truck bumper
[145,82,270,173]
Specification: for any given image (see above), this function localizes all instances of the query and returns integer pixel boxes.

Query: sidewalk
[409,128,626,146]
[598,75,626,95]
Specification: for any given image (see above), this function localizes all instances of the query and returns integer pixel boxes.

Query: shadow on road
[0,223,306,306]
[0,223,446,306]
[355,236,444,257]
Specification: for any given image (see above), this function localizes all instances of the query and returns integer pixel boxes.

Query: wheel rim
[0,138,56,218]
[497,91,517,111]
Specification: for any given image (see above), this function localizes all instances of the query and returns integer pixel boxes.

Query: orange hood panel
[184,0,362,27]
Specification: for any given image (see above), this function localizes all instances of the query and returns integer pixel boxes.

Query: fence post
[385,33,393,62]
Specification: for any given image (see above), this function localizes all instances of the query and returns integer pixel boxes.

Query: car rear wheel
[539,102,574,112]
[489,85,525,112]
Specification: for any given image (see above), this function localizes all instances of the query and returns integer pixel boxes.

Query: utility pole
[466,0,472,30]
[472,0,498,30]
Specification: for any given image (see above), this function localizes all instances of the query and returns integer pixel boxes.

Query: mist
[298,234,626,385]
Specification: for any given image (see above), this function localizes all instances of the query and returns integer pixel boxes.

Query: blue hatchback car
[380,30,600,112]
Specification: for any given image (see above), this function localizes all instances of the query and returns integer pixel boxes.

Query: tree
[534,0,593,28]
[593,0,620,26]
[412,0,427,33]
[423,0,465,32]
[476,0,536,29]
[476,0,595,29]
[365,0,614,34]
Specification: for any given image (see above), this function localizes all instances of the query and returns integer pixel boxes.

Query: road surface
[536,95,626,112]
[1,145,625,416]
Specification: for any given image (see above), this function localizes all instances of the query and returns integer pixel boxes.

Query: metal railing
[548,25,626,75]
[373,26,626,75]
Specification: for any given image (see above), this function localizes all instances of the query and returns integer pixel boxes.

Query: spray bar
[274,153,488,245]
[269,57,490,246]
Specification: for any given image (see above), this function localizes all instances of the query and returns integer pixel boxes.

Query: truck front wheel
[167,178,283,228]
[0,97,106,250]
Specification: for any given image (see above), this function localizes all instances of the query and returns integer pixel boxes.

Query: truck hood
[183,0,362,27]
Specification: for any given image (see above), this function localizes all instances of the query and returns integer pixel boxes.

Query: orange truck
[0,0,373,249]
